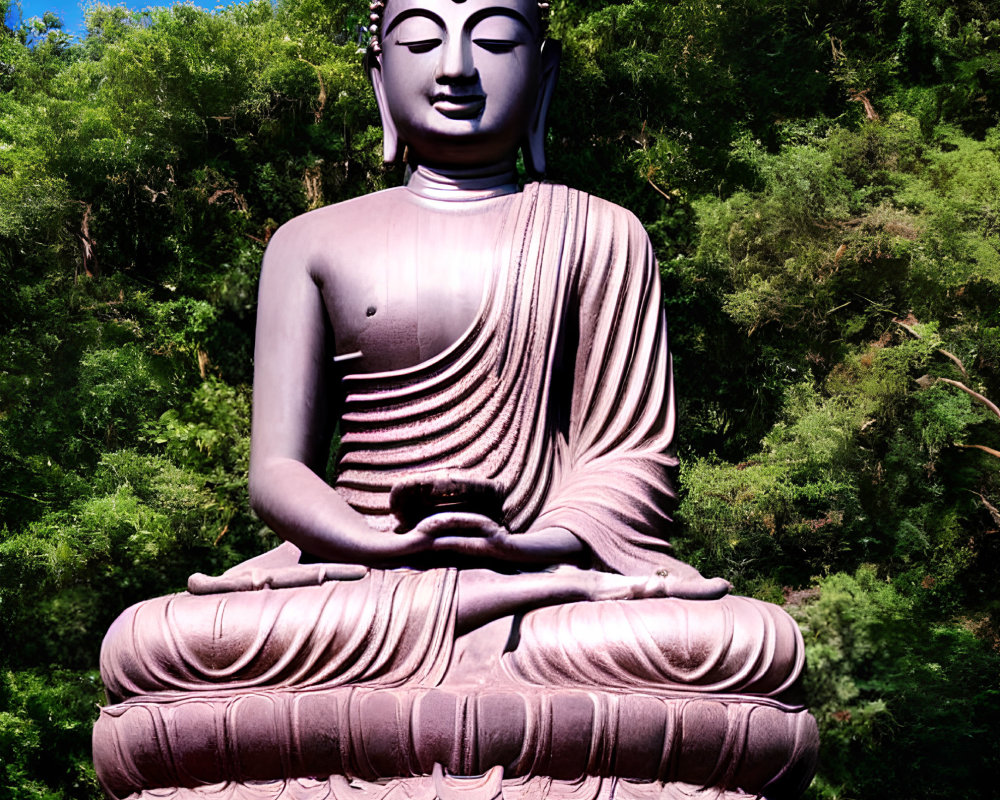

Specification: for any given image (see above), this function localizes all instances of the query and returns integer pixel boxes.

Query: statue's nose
[436,38,478,84]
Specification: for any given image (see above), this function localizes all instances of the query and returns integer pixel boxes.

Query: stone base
[94,687,817,800]
[124,772,770,800]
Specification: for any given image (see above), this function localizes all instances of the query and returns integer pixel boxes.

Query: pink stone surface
[93,1,819,796]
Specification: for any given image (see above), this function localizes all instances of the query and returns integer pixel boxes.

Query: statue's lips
[432,94,485,120]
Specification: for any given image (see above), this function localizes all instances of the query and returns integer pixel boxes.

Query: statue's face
[378,0,542,166]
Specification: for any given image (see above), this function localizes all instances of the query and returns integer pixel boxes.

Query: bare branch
[299,57,327,124]
[894,319,920,339]
[975,493,1000,527]
[939,378,1000,421]
[955,443,1000,460]
[938,349,969,378]
[647,176,672,203]
[76,201,97,278]
[894,318,968,376]
[850,90,879,121]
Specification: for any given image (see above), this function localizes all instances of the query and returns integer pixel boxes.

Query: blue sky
[5,1,213,38]
[8,1,107,37]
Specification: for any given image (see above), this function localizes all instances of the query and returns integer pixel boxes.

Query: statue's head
[366,0,560,174]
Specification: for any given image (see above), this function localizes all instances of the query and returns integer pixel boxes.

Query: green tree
[0,1,998,797]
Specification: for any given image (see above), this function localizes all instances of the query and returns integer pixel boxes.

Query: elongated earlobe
[523,39,561,177]
[368,56,403,164]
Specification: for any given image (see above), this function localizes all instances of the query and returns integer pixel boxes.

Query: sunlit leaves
[1,0,999,797]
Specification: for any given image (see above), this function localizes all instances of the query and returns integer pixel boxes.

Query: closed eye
[473,39,519,54]
[398,38,441,53]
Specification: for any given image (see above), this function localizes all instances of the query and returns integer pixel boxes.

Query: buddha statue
[92,0,819,797]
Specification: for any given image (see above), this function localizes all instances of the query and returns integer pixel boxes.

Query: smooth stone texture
[95,688,818,797]
[93,0,819,797]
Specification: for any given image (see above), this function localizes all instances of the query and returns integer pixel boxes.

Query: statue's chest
[320,210,506,374]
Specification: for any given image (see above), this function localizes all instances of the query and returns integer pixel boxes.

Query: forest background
[1,0,999,796]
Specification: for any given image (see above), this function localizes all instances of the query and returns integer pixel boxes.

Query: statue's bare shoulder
[262,188,405,285]
[261,187,495,371]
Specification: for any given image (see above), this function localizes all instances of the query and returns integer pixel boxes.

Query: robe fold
[334,182,678,576]
[99,183,803,704]
[95,183,818,798]
[101,569,458,704]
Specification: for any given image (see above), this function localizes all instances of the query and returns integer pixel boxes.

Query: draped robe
[100,183,805,701]
[333,182,680,575]
[95,186,815,799]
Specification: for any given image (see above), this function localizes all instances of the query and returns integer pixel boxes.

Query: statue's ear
[523,38,561,177]
[367,52,403,164]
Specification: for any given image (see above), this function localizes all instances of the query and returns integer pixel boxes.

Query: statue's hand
[656,573,732,600]
[414,514,584,565]
[649,557,733,600]
[549,565,732,602]
[414,512,510,559]
[412,511,501,540]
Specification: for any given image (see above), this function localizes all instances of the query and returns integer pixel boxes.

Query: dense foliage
[1,0,998,797]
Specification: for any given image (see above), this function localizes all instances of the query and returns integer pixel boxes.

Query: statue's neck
[406,162,519,202]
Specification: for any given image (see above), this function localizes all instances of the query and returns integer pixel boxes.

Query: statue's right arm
[247,222,431,565]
